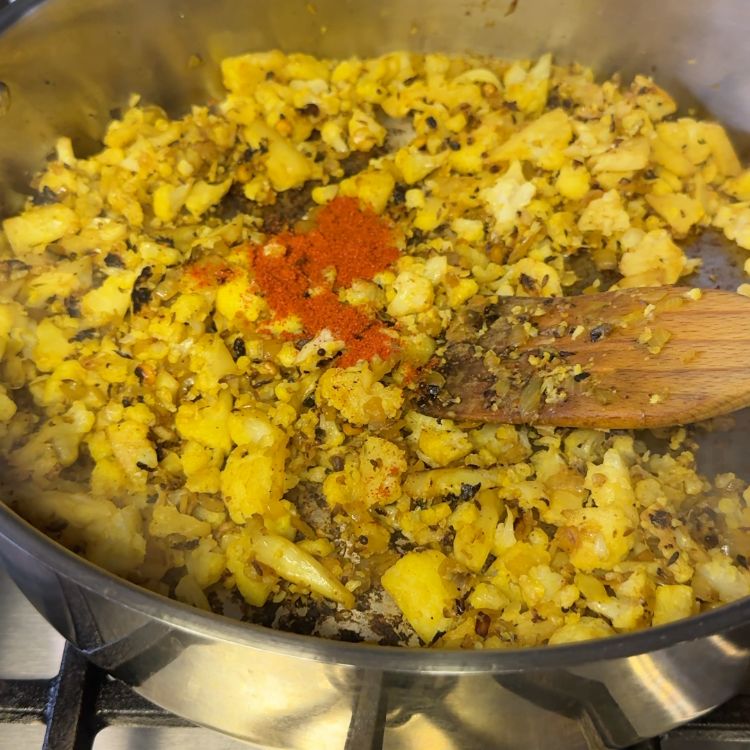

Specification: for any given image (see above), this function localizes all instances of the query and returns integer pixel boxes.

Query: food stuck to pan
[2,50,750,649]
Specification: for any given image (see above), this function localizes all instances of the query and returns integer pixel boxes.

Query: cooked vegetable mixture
[3,50,750,648]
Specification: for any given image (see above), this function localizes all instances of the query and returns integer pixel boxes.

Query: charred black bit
[408,228,426,245]
[302,392,316,409]
[390,529,416,554]
[134,366,146,383]
[298,102,320,117]
[371,616,406,646]
[428,629,446,646]
[573,371,591,382]
[483,304,501,326]
[131,266,153,313]
[64,296,81,318]
[259,183,314,233]
[546,90,561,108]
[276,600,333,636]
[130,286,151,313]
[232,337,246,360]
[589,323,612,342]
[172,538,200,550]
[460,482,482,501]
[519,273,536,292]
[136,461,156,472]
[441,528,456,547]
[666,550,680,566]
[425,115,438,129]
[340,146,386,178]
[70,328,97,342]
[215,183,254,220]
[336,629,366,643]
[737,554,749,569]
[704,533,719,549]
[481,554,497,574]
[392,184,407,205]
[30,186,58,205]
[104,252,125,268]
[474,611,491,637]
[416,382,443,408]
[446,139,461,151]
[155,443,166,463]
[649,509,671,528]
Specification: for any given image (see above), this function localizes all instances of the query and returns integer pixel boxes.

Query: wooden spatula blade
[417,287,750,429]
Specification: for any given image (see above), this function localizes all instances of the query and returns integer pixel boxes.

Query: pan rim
[2,499,749,673]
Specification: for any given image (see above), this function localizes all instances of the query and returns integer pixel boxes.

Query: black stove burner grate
[0,644,191,750]
[1,642,750,749]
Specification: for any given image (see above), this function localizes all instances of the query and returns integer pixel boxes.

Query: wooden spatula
[416,286,750,429]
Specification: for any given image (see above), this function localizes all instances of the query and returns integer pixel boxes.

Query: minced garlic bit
[0,49,749,649]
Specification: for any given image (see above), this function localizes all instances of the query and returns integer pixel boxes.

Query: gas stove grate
[1,641,750,749]
[0,644,192,750]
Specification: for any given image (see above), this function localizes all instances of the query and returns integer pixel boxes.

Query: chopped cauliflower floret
[382,549,458,643]
[578,190,630,236]
[481,161,536,236]
[2,47,750,652]
[317,364,403,424]
[619,229,688,287]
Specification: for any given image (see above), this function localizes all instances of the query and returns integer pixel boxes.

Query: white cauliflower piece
[317,364,403,424]
[481,161,536,236]
[584,447,637,521]
[619,229,688,287]
[387,270,434,317]
[578,190,630,236]
[714,203,750,250]
[558,506,635,572]
[503,53,552,114]
[548,617,615,644]
[695,557,750,602]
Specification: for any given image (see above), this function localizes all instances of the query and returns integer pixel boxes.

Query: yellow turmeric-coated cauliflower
[1,48,749,649]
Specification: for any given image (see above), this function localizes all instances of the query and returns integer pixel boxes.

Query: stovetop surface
[0,567,254,749]
[2,565,750,750]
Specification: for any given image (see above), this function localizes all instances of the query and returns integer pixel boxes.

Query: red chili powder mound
[249,196,399,367]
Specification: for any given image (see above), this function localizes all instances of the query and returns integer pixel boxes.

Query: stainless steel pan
[2,1,750,747]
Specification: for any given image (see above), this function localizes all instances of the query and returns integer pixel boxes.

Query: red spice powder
[187,260,238,288]
[249,196,399,367]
